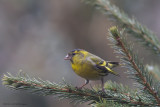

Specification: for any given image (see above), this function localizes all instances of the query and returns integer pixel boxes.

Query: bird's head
[64,49,88,62]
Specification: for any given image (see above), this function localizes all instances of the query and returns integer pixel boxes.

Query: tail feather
[105,66,120,76]
[106,61,119,69]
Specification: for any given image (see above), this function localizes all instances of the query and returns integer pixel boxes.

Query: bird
[64,49,119,91]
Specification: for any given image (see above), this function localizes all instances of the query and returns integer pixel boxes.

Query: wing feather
[89,56,119,76]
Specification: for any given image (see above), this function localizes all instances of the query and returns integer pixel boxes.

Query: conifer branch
[82,0,160,54]
[108,26,160,105]
[2,72,155,106]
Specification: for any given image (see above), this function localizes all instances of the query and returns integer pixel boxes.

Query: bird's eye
[72,53,76,55]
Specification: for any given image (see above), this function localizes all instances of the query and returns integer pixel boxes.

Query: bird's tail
[106,61,119,69]
[105,66,120,76]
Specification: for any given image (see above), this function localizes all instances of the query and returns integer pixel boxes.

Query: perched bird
[64,49,119,91]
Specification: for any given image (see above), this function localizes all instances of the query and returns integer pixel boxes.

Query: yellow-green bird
[64,49,119,91]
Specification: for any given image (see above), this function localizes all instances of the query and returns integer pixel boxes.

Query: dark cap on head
[64,49,83,60]
[71,49,83,52]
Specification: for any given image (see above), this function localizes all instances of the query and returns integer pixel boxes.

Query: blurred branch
[108,26,160,105]
[82,0,160,54]
[2,72,154,106]
[146,65,160,81]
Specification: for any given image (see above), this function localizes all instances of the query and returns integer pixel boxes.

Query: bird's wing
[89,56,119,76]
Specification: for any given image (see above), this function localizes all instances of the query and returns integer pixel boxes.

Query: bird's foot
[75,86,83,90]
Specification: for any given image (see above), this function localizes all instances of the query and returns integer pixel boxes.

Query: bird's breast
[71,62,101,80]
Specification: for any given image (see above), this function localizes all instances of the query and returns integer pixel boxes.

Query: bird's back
[71,52,106,80]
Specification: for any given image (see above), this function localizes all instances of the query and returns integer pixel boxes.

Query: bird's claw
[75,86,83,90]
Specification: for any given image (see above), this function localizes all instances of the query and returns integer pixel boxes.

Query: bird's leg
[78,79,89,89]
[101,77,105,92]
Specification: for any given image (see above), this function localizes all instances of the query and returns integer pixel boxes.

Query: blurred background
[0,0,160,107]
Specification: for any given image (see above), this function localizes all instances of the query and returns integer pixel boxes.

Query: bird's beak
[64,54,71,60]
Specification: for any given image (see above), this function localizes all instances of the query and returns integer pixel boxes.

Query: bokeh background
[0,0,160,107]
